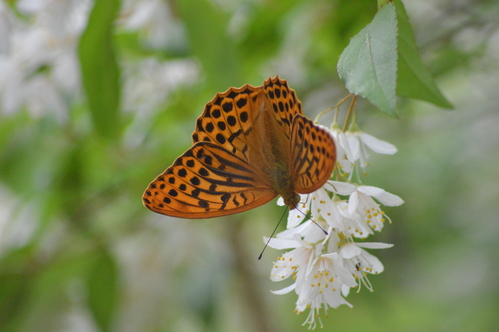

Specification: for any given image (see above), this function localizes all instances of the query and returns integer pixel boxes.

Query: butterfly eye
[292,194,301,208]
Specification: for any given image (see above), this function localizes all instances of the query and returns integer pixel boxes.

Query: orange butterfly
[143,76,336,218]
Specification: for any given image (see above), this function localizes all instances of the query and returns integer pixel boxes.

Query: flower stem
[343,95,357,132]
[315,93,353,123]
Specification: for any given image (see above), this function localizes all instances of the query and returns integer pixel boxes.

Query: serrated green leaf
[394,0,453,109]
[78,0,122,140]
[337,2,398,117]
[86,250,118,332]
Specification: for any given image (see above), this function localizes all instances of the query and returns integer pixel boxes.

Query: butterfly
[143,76,336,219]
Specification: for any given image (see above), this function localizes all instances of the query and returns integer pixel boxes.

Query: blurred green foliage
[0,0,498,331]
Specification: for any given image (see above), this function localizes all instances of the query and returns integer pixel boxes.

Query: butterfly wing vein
[143,143,277,218]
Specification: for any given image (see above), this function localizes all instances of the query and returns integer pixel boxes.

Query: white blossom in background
[119,0,200,147]
[0,187,38,255]
[0,2,20,53]
[0,0,91,121]
[119,0,199,117]
[120,0,187,50]
[0,0,199,125]
[268,124,403,329]
[122,58,199,116]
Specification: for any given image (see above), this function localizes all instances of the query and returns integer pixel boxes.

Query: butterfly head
[283,193,301,210]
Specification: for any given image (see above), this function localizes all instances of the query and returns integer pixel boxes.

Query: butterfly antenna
[258,207,289,260]
[294,206,328,235]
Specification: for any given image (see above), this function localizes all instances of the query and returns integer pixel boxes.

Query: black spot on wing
[236,98,247,109]
[222,102,233,113]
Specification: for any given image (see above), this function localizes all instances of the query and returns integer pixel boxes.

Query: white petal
[341,283,352,297]
[357,186,404,206]
[325,180,355,195]
[302,219,328,243]
[277,197,285,206]
[361,251,385,273]
[357,185,385,197]
[271,283,296,295]
[286,209,304,229]
[360,133,397,155]
[346,134,361,161]
[321,252,339,260]
[375,191,404,206]
[340,243,362,259]
[313,189,340,227]
[295,233,314,249]
[355,242,394,249]
[264,237,300,250]
[278,225,306,239]
[347,191,359,216]
[338,131,355,161]
[321,202,341,229]
[334,263,358,287]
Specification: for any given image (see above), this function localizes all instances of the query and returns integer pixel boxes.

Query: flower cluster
[267,122,403,329]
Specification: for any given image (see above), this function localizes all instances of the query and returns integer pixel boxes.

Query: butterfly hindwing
[143,142,277,218]
[290,114,336,193]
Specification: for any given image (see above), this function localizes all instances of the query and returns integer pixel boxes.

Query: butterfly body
[143,77,336,219]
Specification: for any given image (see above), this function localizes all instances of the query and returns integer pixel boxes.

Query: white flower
[294,253,356,329]
[346,128,397,169]
[17,0,91,35]
[328,122,355,174]
[285,187,342,232]
[335,200,374,239]
[295,253,357,306]
[347,185,403,232]
[269,237,313,282]
[120,0,185,49]
[122,58,199,116]
[339,242,393,291]
[0,2,21,53]
[0,1,89,120]
[323,182,403,236]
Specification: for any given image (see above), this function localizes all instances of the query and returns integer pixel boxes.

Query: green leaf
[86,250,119,332]
[178,0,242,90]
[78,0,122,140]
[0,248,97,332]
[337,2,398,117]
[0,247,37,332]
[394,0,453,109]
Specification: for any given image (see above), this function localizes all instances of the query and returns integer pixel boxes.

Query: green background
[0,0,498,331]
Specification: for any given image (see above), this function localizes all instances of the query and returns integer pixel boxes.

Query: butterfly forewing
[192,85,261,162]
[290,114,336,193]
[262,77,303,139]
[143,142,277,218]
